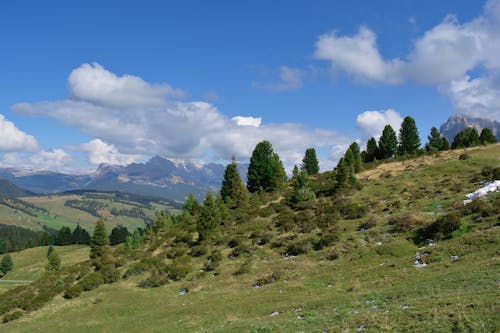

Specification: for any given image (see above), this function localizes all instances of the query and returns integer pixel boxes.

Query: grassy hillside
[0,191,181,233]
[1,144,499,332]
[0,246,89,294]
[0,180,34,197]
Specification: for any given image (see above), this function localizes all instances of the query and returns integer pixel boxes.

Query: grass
[0,245,89,294]
[1,144,499,332]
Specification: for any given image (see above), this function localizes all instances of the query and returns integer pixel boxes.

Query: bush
[423,213,461,240]
[274,210,296,232]
[166,244,189,259]
[168,257,192,281]
[253,272,280,287]
[250,231,272,246]
[203,250,222,272]
[100,265,120,283]
[2,310,23,323]
[233,259,252,275]
[295,210,316,233]
[313,228,339,250]
[340,203,368,219]
[284,239,312,256]
[189,245,208,257]
[462,198,495,217]
[459,153,470,160]
[64,284,83,299]
[389,214,426,232]
[138,270,169,288]
[359,216,377,231]
[80,272,105,291]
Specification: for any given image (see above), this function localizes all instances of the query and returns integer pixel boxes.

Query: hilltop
[0,144,499,332]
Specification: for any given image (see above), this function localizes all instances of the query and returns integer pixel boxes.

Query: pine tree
[47,245,54,258]
[398,116,421,155]
[452,127,481,149]
[288,168,316,207]
[220,157,248,207]
[377,125,398,159]
[302,148,320,175]
[57,226,73,246]
[335,158,349,186]
[46,250,61,272]
[364,137,378,163]
[90,219,110,271]
[479,128,497,144]
[426,127,449,152]
[153,211,168,234]
[72,224,84,244]
[247,141,286,192]
[184,193,200,216]
[348,142,363,172]
[197,192,221,240]
[110,225,130,245]
[0,254,13,275]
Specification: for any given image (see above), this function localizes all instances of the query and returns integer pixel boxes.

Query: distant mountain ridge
[0,179,34,197]
[0,156,249,202]
[439,114,500,143]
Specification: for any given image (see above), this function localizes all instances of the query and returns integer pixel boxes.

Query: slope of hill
[439,114,500,142]
[1,144,499,332]
[0,180,34,197]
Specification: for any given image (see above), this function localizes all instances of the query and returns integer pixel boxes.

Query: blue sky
[0,0,498,173]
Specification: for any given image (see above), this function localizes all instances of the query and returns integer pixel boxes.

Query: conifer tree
[364,137,378,163]
[377,125,398,159]
[57,226,72,246]
[184,193,200,216]
[425,127,449,152]
[452,127,481,149]
[153,211,168,234]
[0,254,13,276]
[479,128,497,144]
[46,250,61,272]
[335,158,348,186]
[220,157,248,207]
[90,219,110,271]
[348,142,363,172]
[288,166,315,207]
[302,148,320,175]
[398,116,421,155]
[247,141,286,192]
[110,225,130,245]
[197,192,221,240]
[47,245,54,258]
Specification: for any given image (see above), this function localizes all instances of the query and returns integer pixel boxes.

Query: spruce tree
[348,142,363,172]
[184,193,200,216]
[335,158,348,186]
[0,254,13,275]
[47,245,54,258]
[288,167,315,207]
[220,158,248,207]
[197,192,221,240]
[398,116,421,155]
[302,148,320,175]
[364,137,378,163]
[90,219,110,271]
[57,226,72,246]
[46,250,61,272]
[110,225,130,245]
[452,127,481,149]
[377,125,398,159]
[247,141,286,192]
[479,128,497,144]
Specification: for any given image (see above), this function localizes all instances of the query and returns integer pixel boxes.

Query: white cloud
[232,116,262,127]
[1,149,74,173]
[13,63,352,171]
[0,114,38,152]
[78,139,144,166]
[252,66,304,91]
[355,109,403,141]
[68,63,186,108]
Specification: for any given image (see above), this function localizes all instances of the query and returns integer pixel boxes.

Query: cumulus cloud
[356,109,404,141]
[315,0,500,120]
[0,114,38,152]
[252,66,304,91]
[13,63,351,170]
[1,149,74,173]
[77,139,144,166]
[232,116,262,127]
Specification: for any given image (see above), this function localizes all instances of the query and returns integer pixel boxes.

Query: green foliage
[287,168,316,208]
[72,224,91,245]
[347,142,363,172]
[203,249,222,272]
[247,141,286,193]
[220,158,248,208]
[90,219,111,271]
[479,127,497,144]
[80,272,105,291]
[57,226,72,246]
[110,224,130,245]
[0,254,13,275]
[64,283,83,299]
[197,192,222,240]
[46,250,61,272]
[451,127,481,149]
[425,127,449,152]
[364,137,378,163]
[2,310,23,323]
[423,213,461,240]
[183,193,200,216]
[398,116,421,155]
[377,125,398,159]
[302,148,320,175]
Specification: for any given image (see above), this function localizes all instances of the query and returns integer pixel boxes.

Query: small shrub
[64,284,83,299]
[138,270,169,288]
[313,228,339,250]
[359,215,377,231]
[166,244,189,259]
[233,259,252,276]
[423,213,461,240]
[253,272,280,287]
[204,250,222,271]
[341,203,368,220]
[80,272,105,291]
[189,245,207,257]
[295,210,316,233]
[274,210,296,232]
[229,243,251,258]
[458,153,470,160]
[2,310,23,323]
[324,249,340,261]
[100,265,120,284]
[284,239,312,256]
[389,213,426,232]
[168,257,192,281]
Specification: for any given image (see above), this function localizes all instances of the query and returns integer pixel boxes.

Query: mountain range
[439,114,500,143]
[0,157,248,202]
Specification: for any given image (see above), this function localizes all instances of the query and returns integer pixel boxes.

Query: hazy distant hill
[439,114,500,142]
[0,179,35,197]
[0,156,248,202]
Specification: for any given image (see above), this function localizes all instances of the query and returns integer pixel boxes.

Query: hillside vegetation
[1,144,499,332]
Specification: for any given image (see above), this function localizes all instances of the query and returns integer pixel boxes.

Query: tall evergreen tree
[452,127,481,149]
[110,225,130,245]
[288,167,315,207]
[364,137,378,163]
[301,148,320,175]
[479,128,497,144]
[57,226,72,246]
[398,116,421,155]
[90,219,110,271]
[247,141,286,192]
[0,254,13,276]
[197,192,221,240]
[425,127,449,152]
[335,157,352,187]
[220,157,248,207]
[46,250,61,272]
[184,193,200,216]
[348,142,363,172]
[377,125,398,159]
